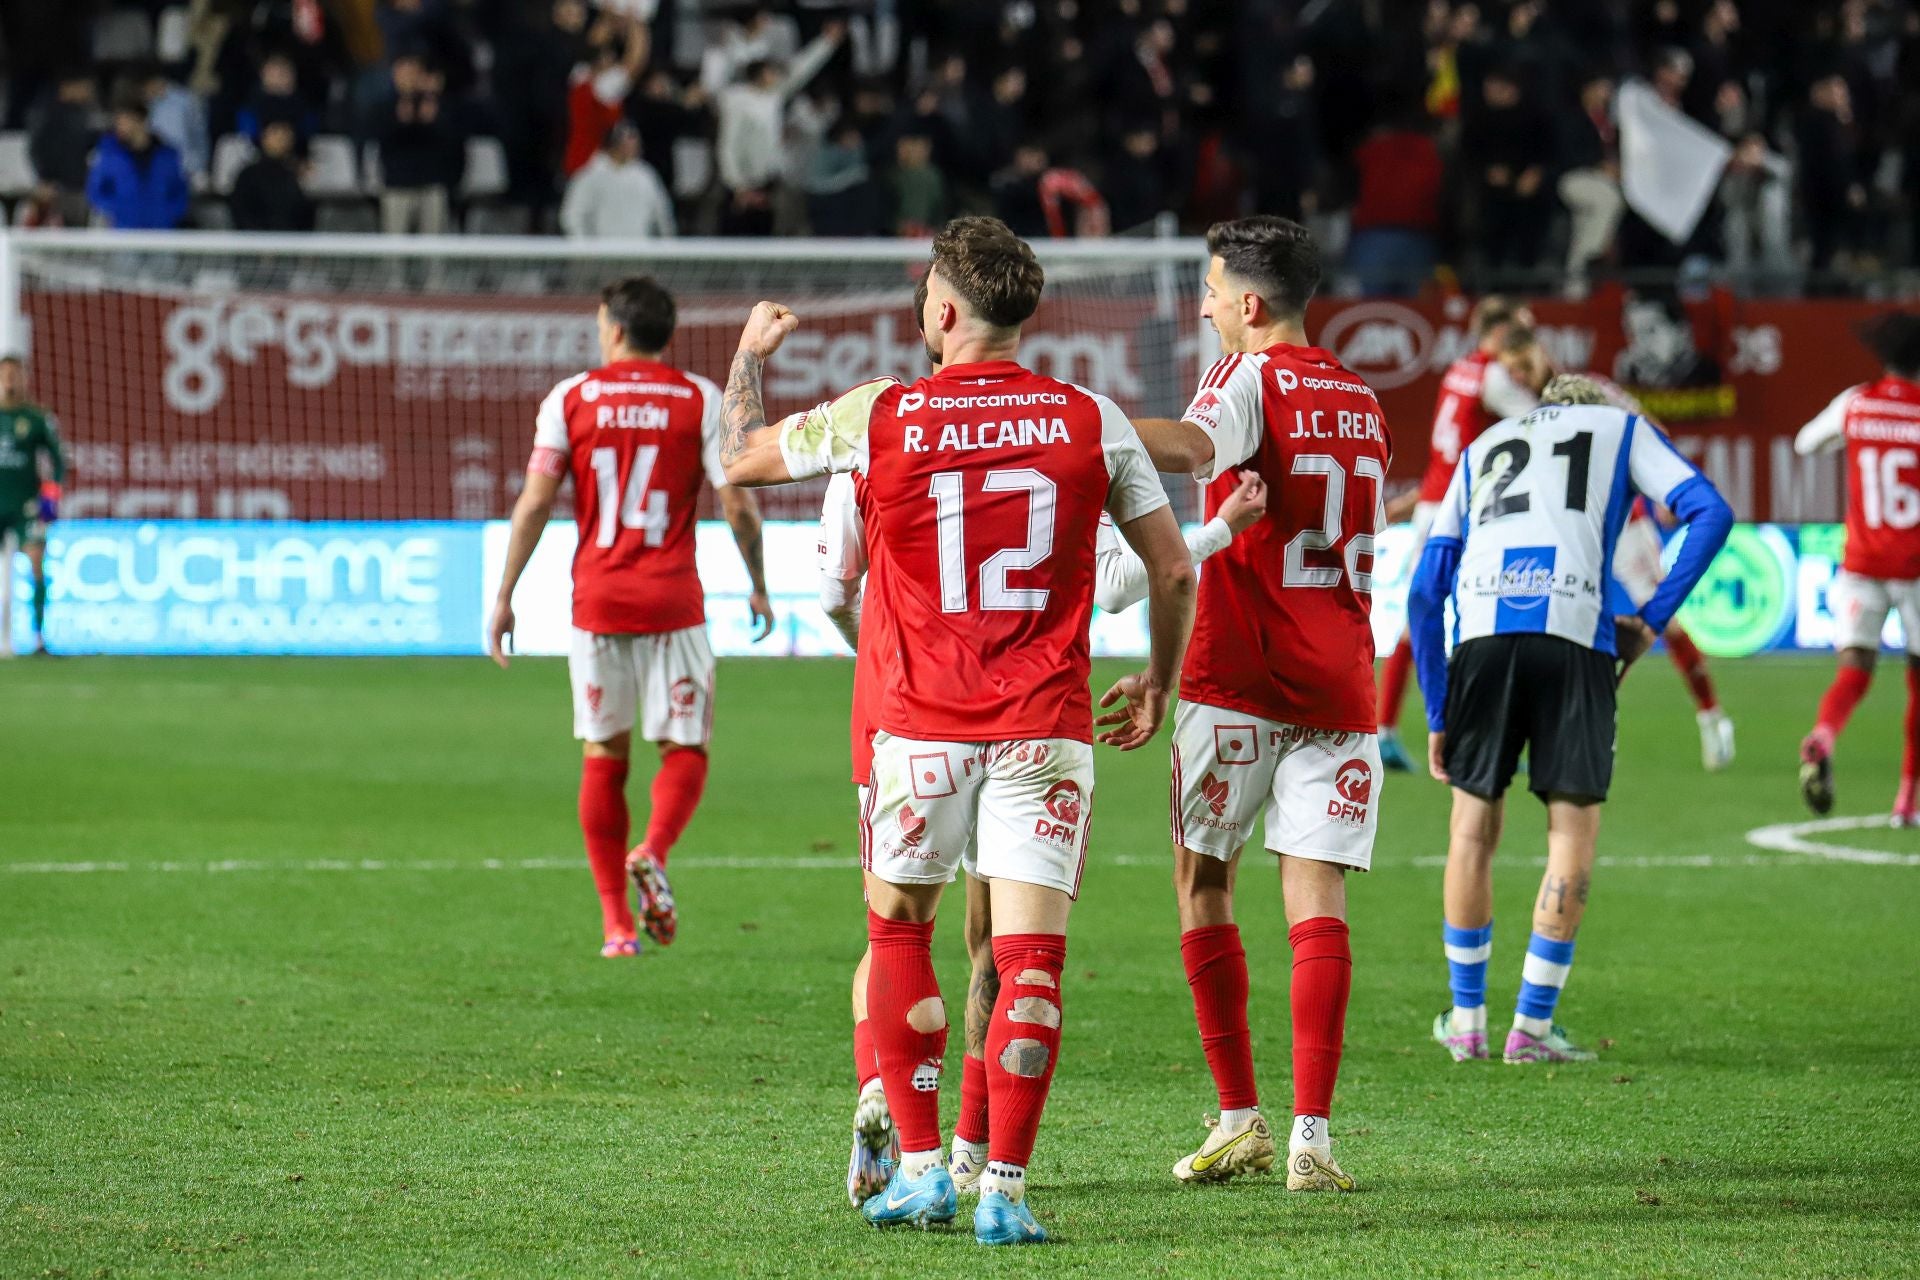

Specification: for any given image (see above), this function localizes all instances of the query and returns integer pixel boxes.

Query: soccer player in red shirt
[1793,311,1920,823]
[488,276,774,956]
[1377,296,1534,769]
[1136,216,1391,1193]
[722,217,1197,1245]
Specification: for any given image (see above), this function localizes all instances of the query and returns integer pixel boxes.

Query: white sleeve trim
[1480,361,1540,421]
[1084,390,1171,524]
[534,372,590,454]
[688,372,728,487]
[1187,352,1268,482]
[1794,387,1857,456]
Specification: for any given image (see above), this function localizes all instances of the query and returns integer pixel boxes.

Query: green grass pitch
[3,654,1918,1278]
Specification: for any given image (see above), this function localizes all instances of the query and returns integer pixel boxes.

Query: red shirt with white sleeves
[531,358,725,635]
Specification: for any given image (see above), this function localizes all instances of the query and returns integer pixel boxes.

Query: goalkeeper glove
[36,481,59,523]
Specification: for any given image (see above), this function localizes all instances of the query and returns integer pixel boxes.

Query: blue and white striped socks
[1442,920,1492,1035]
[1514,933,1576,1038]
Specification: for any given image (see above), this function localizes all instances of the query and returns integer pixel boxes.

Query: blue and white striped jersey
[1426,403,1705,655]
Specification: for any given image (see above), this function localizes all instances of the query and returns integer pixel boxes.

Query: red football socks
[643,747,709,866]
[1288,917,1351,1120]
[866,911,946,1153]
[985,933,1067,1169]
[1180,924,1258,1110]
[1815,664,1874,744]
[578,755,634,940]
[1378,636,1414,729]
[1665,626,1718,712]
[955,1054,990,1147]
[852,1018,880,1092]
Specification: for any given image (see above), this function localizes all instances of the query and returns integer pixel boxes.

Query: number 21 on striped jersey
[591,445,669,548]
[1282,454,1385,591]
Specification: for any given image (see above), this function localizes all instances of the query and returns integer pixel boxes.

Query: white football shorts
[1827,571,1920,655]
[569,625,715,745]
[1170,700,1379,871]
[1614,514,1666,610]
[862,733,1093,896]
[858,784,977,880]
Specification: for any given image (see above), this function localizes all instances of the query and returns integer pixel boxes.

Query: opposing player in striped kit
[1409,375,1732,1064]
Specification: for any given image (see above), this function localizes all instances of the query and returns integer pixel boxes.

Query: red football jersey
[778,361,1169,743]
[1822,376,1920,580]
[531,358,725,635]
[1179,344,1392,732]
[1418,350,1496,502]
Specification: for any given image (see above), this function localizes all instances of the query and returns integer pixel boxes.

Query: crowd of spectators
[0,0,1916,295]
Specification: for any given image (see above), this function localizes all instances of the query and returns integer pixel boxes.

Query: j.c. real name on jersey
[1287,408,1387,443]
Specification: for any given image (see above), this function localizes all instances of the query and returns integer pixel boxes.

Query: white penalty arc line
[1742,814,1920,866]
[0,851,1872,875]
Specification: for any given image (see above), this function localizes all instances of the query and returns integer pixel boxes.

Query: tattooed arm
[719,302,802,487]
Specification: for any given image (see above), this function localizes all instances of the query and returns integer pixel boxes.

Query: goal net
[4,232,1213,527]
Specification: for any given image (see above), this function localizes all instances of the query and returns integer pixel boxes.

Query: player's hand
[1095,672,1170,751]
[487,599,515,669]
[747,590,775,642]
[1216,470,1267,534]
[1427,730,1449,783]
[739,301,799,359]
[1614,614,1656,680]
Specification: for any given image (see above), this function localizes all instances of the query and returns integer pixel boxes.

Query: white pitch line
[1743,814,1920,866]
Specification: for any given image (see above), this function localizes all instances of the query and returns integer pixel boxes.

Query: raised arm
[1132,416,1216,475]
[1793,388,1853,456]
[488,466,562,668]
[721,302,802,486]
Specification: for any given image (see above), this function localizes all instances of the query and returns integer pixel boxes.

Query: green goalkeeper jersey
[0,401,64,524]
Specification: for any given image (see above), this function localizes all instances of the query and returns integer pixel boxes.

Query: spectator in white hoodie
[715,22,843,234]
[560,121,675,238]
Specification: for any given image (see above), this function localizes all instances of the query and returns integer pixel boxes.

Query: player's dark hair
[600,275,676,353]
[929,216,1044,329]
[1471,295,1521,339]
[1205,216,1320,322]
[0,354,21,367]
[1859,311,1920,380]
[911,273,929,335]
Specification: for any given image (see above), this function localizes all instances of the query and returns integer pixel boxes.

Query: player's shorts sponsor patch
[1328,758,1373,828]
[1194,772,1240,834]
[908,752,957,799]
[1214,725,1260,765]
[1033,779,1083,846]
[668,676,700,719]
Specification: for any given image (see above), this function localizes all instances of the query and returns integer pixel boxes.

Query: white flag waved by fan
[1617,79,1732,245]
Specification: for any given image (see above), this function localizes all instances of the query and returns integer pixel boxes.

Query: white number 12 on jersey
[592,446,669,548]
[929,468,1058,612]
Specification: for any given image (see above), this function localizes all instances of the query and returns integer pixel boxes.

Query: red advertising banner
[25,279,1890,523]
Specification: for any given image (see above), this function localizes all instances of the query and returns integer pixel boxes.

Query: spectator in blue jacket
[86,100,191,229]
